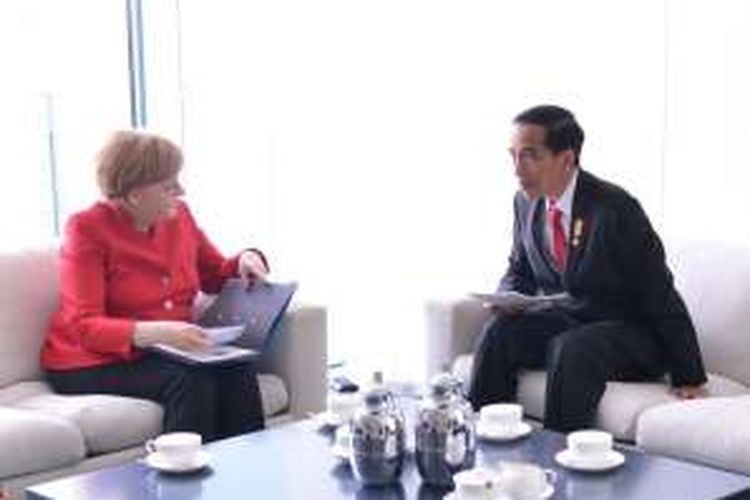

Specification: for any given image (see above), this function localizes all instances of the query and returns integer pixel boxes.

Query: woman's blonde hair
[96,130,183,199]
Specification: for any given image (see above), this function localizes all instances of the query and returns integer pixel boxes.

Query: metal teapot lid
[362,371,391,410]
[363,386,390,409]
[428,372,458,402]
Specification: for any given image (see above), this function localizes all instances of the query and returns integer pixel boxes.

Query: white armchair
[425,243,750,444]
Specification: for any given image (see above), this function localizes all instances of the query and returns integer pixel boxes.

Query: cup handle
[145,439,157,455]
[544,469,557,485]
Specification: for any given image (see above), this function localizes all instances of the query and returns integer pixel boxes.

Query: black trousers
[46,355,265,442]
[467,310,664,432]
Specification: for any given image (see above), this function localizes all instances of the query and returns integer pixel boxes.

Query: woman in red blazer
[41,130,269,440]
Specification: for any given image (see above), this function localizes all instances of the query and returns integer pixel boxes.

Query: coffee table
[26,417,750,499]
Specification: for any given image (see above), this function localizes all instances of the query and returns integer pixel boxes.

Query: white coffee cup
[478,403,523,434]
[566,430,613,461]
[145,432,202,467]
[496,461,555,500]
[452,467,497,500]
[327,391,361,422]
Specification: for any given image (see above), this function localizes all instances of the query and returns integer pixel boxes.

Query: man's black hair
[513,105,585,165]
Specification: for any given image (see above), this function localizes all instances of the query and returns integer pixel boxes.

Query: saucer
[476,421,533,442]
[554,449,625,472]
[443,484,553,500]
[143,450,211,473]
[312,411,345,429]
[443,493,494,500]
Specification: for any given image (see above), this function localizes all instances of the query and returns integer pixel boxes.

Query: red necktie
[548,201,566,271]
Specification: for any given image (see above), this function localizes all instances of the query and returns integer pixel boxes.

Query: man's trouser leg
[544,320,664,432]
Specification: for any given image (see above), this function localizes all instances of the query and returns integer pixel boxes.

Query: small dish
[476,421,533,442]
[312,411,345,429]
[143,451,211,473]
[443,485,552,500]
[554,449,625,472]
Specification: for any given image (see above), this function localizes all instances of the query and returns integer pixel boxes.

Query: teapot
[415,372,476,486]
[350,380,406,486]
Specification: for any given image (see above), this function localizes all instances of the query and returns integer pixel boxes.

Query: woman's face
[126,174,184,226]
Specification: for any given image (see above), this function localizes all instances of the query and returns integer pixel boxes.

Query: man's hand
[482,302,524,317]
[239,250,269,283]
[672,384,707,400]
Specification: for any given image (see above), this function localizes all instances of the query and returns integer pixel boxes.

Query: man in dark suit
[468,105,707,432]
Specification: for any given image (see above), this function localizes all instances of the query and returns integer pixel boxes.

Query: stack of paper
[469,291,570,310]
[152,325,255,365]
[152,343,256,365]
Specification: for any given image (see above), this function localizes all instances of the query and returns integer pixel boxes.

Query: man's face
[508,124,571,199]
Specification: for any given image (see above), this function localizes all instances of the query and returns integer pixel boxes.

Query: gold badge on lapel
[572,218,584,247]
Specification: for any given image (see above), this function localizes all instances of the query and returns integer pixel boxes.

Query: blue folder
[198,279,298,352]
[151,280,297,365]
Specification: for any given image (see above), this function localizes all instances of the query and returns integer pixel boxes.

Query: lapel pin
[572,218,584,247]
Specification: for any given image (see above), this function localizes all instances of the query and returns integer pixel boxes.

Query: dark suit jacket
[499,169,707,386]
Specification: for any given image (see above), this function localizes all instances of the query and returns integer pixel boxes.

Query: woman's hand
[239,250,269,282]
[133,321,210,351]
[161,323,210,351]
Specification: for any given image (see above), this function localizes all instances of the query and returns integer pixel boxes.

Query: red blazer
[41,200,255,370]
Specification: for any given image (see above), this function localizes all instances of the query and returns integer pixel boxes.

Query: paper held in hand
[469,291,570,311]
[152,325,253,365]
[151,280,297,365]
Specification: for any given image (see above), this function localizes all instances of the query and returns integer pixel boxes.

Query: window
[0,1,130,247]
[10,0,747,383]
[146,1,667,382]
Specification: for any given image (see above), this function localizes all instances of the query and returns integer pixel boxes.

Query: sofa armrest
[263,303,327,418]
[425,298,492,378]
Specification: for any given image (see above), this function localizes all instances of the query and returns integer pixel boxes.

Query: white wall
[144,0,750,381]
[663,0,750,245]
[6,1,748,383]
[0,1,130,247]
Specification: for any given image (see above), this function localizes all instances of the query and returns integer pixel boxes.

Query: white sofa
[636,242,750,474]
[0,246,327,495]
[425,241,750,473]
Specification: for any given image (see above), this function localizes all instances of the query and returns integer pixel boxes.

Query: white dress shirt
[545,168,579,254]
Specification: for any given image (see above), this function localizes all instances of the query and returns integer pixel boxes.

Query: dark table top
[26,417,750,500]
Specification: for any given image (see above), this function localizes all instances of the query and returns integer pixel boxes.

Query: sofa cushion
[11,392,163,455]
[589,373,748,441]
[668,242,750,386]
[0,380,51,404]
[518,371,750,441]
[452,354,749,440]
[258,373,289,417]
[0,406,85,478]
[7,375,288,454]
[637,395,750,475]
[451,353,474,391]
[0,247,59,387]
[517,370,547,421]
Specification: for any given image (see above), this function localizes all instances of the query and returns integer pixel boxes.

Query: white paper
[469,291,570,310]
[152,343,257,364]
[201,325,245,346]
